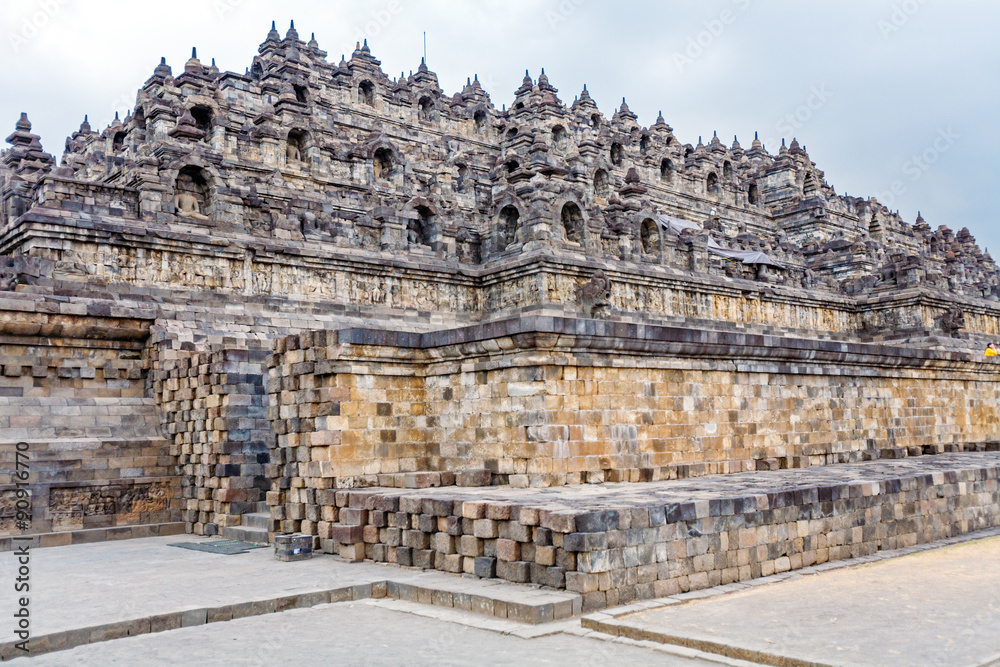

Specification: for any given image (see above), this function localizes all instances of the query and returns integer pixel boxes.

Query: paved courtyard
[2,530,998,665]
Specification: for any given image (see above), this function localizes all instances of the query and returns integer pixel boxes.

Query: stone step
[220,525,269,545]
[240,512,270,530]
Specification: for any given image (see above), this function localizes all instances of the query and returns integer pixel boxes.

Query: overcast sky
[3,0,997,251]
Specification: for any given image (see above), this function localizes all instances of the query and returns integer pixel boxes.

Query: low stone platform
[314,453,1000,610]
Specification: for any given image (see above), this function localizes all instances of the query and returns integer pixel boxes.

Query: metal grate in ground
[167,540,268,556]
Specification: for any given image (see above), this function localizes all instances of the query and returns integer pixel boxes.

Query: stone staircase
[220,502,271,544]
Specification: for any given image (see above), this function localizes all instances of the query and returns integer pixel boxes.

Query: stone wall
[0,295,179,536]
[265,317,1000,499]
[19,230,1000,343]
[154,346,272,536]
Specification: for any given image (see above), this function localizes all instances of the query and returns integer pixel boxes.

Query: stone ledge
[287,314,999,376]
[0,522,185,552]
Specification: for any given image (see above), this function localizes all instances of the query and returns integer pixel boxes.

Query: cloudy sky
[3,0,997,251]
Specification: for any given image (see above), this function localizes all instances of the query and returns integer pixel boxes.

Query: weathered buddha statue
[175,191,209,220]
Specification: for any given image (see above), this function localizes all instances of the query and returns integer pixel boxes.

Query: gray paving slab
[593,536,1000,667]
[15,601,722,666]
[0,534,577,646]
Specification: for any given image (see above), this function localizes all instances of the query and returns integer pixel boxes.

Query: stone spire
[537,68,557,93]
[515,70,533,96]
[266,20,280,43]
[614,97,637,123]
[3,113,55,173]
[185,47,202,73]
[572,84,597,112]
[153,57,172,79]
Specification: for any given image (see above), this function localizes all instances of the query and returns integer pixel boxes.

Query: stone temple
[1,23,998,610]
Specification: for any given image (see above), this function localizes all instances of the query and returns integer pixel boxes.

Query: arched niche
[610,142,624,166]
[473,109,487,133]
[707,172,720,195]
[286,129,307,163]
[660,158,673,182]
[405,202,436,247]
[560,201,585,245]
[417,96,436,121]
[497,204,521,250]
[173,165,212,221]
[373,147,394,180]
[293,84,308,104]
[640,217,661,255]
[190,105,212,136]
[594,169,610,198]
[552,125,568,150]
[358,80,375,106]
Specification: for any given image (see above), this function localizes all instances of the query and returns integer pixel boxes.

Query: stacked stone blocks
[305,456,1000,610]
[155,347,272,536]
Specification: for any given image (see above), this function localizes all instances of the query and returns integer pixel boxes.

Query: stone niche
[173,165,212,221]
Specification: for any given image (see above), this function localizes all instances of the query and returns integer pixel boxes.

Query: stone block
[474,556,497,578]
